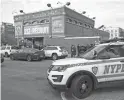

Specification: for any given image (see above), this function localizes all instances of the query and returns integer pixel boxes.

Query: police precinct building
[14,6,109,49]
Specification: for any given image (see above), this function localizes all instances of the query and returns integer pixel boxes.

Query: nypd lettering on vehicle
[104,64,124,74]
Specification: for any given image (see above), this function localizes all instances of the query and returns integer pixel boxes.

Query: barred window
[40,19,45,24]
[67,18,72,23]
[79,22,83,26]
[45,19,49,23]
[73,20,77,24]
[32,21,38,24]
[24,22,30,25]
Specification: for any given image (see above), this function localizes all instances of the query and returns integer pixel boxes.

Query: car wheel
[5,52,9,57]
[10,55,15,60]
[52,53,58,60]
[71,75,93,99]
[27,55,32,62]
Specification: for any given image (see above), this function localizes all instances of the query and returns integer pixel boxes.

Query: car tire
[71,75,93,99]
[27,55,32,62]
[52,53,58,60]
[10,55,15,60]
[5,52,9,57]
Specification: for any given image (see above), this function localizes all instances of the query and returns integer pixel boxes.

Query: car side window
[6,46,10,50]
[12,46,19,49]
[97,45,120,59]
[44,47,58,50]
[1,47,5,50]
[18,49,24,53]
[44,47,48,50]
[119,45,124,57]
[50,47,58,50]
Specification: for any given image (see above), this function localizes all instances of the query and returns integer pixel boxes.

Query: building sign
[14,8,65,21]
[24,25,49,36]
[14,22,23,38]
[52,16,64,34]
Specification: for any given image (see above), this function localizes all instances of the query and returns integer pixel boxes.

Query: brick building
[103,27,124,39]
[0,22,16,45]
[14,6,109,50]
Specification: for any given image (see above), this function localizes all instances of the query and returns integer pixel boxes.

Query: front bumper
[32,54,44,60]
[47,77,67,91]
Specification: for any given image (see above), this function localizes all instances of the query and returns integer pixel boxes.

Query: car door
[1,46,6,55]
[97,44,124,82]
[6,46,11,55]
[44,47,49,57]
[44,47,54,57]
[17,49,25,59]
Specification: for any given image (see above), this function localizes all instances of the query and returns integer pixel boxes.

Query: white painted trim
[64,36,100,40]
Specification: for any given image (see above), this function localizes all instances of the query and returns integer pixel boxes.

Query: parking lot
[1,58,124,100]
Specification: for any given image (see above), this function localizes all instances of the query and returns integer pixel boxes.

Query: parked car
[10,48,45,61]
[1,53,4,63]
[1,45,20,57]
[43,46,68,60]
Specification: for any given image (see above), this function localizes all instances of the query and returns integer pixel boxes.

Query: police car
[47,41,124,99]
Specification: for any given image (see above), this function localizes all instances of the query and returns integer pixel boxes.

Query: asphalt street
[1,58,124,100]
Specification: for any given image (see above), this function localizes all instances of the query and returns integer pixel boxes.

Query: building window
[73,20,77,24]
[32,21,38,25]
[115,30,117,33]
[106,30,109,33]
[97,33,99,36]
[40,19,45,24]
[79,22,83,26]
[91,26,93,29]
[45,19,49,23]
[67,18,72,23]
[24,22,30,26]
[85,24,87,28]
[111,30,113,33]
[111,34,113,38]
[88,25,90,28]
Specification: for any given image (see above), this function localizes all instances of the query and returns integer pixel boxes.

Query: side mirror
[93,50,97,56]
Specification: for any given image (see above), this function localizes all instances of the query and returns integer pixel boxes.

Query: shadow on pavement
[64,84,124,100]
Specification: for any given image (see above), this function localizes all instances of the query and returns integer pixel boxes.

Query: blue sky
[1,0,124,28]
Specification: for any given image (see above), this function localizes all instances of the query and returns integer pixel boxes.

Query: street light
[57,1,71,6]
[47,3,53,9]
[19,10,25,47]
[57,1,63,5]
[93,17,96,19]
[20,10,25,14]
[65,2,71,6]
[81,11,86,14]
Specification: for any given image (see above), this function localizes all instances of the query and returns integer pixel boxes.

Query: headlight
[52,65,68,72]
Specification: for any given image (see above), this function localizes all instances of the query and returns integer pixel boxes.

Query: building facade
[103,27,124,39]
[0,22,16,45]
[14,6,109,49]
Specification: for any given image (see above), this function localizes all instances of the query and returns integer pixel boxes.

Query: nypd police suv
[47,41,124,99]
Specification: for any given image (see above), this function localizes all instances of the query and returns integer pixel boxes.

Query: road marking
[61,92,68,100]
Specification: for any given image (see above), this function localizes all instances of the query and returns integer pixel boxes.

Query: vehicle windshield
[80,44,107,60]
[60,46,66,50]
